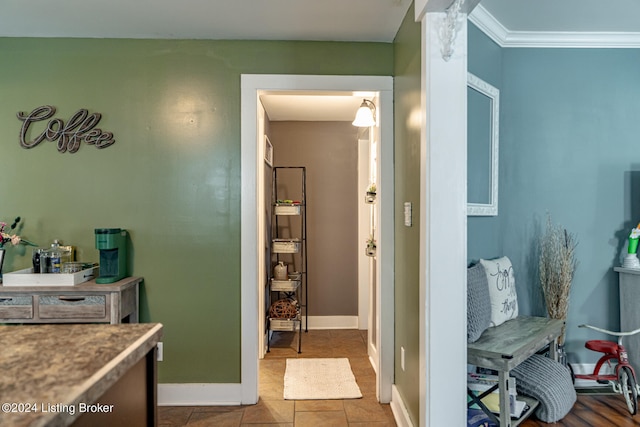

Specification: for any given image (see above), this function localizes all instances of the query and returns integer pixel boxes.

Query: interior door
[257,100,268,358]
[367,101,380,374]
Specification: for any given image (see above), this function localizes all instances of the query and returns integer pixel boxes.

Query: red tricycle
[570,323,640,415]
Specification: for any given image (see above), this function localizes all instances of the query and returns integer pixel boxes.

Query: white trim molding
[469,4,640,48]
[391,385,415,427]
[438,0,466,61]
[571,363,616,389]
[420,12,468,427]
[158,384,243,406]
[303,315,359,330]
[241,74,395,406]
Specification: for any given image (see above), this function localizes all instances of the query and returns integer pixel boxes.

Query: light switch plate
[404,202,412,227]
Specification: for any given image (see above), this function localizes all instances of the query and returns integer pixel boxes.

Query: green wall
[393,7,421,425]
[0,38,392,382]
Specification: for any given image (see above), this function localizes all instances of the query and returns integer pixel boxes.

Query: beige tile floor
[158,329,397,426]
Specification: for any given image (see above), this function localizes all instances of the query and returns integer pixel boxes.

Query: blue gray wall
[468,23,640,362]
[467,23,503,263]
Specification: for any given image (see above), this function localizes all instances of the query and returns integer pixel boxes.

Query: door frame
[240,74,394,404]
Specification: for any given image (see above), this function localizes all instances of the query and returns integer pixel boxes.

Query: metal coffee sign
[17,105,115,153]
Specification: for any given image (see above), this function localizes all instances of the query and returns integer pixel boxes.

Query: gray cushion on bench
[511,354,576,423]
[467,263,492,343]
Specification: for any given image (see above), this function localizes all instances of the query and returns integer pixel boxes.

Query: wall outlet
[157,342,164,362]
[401,346,405,371]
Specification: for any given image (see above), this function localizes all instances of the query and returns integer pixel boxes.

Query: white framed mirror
[467,72,499,216]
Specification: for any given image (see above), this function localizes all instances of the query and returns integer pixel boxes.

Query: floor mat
[283,358,362,400]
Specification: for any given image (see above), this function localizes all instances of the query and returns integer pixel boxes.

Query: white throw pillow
[479,256,518,327]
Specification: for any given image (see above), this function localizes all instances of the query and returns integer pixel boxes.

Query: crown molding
[468,4,640,48]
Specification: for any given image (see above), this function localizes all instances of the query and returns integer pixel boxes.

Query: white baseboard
[390,385,414,427]
[303,315,359,330]
[159,316,366,407]
[571,363,615,389]
[158,384,242,406]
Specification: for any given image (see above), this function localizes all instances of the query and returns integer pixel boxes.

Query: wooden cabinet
[0,276,140,324]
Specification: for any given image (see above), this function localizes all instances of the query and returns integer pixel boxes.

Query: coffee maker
[95,228,127,284]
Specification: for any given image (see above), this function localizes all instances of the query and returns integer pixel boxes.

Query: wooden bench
[467,316,565,427]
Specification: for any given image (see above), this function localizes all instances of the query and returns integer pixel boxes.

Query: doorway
[240,74,394,404]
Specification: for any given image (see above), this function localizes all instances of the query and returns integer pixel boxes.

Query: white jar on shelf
[274,261,288,280]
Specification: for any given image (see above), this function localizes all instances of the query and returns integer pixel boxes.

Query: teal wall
[468,23,640,362]
[467,23,503,263]
[393,6,421,425]
[500,48,640,361]
[0,38,393,382]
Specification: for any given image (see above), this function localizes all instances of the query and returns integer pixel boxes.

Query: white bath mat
[283,358,362,400]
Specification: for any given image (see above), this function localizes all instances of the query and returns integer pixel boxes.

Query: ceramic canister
[274,261,288,280]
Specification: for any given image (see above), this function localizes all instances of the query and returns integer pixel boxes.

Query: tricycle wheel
[618,366,638,415]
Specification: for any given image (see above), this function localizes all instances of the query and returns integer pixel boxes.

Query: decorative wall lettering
[17,105,115,153]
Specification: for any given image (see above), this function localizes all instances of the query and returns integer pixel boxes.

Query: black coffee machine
[95,228,127,284]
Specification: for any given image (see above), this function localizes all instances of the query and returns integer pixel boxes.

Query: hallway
[158,329,396,426]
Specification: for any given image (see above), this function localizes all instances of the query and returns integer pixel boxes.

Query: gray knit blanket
[467,263,491,343]
[511,354,576,423]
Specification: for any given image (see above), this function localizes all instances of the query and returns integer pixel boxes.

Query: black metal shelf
[267,166,308,354]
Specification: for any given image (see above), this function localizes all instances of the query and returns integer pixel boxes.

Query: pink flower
[0,217,35,248]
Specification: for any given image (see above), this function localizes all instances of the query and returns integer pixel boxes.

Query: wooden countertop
[0,323,163,427]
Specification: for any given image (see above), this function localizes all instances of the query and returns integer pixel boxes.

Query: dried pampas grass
[539,215,578,345]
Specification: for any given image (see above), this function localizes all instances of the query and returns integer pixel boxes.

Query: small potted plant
[365,235,377,257]
[365,183,377,204]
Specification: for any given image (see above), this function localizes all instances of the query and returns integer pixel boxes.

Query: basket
[272,238,300,253]
[274,204,301,215]
[271,279,301,292]
[269,298,299,319]
[269,318,300,331]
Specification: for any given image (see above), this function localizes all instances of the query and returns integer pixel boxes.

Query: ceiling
[2,0,638,41]
[0,0,412,42]
[4,0,639,121]
[260,94,374,122]
[480,0,640,33]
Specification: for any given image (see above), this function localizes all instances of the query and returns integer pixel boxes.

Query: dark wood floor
[521,394,640,426]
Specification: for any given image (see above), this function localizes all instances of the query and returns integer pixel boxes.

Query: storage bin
[272,239,301,254]
[274,204,301,215]
[269,317,300,331]
[271,279,301,292]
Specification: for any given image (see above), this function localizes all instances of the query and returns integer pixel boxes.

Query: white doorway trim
[418,13,468,427]
[240,74,394,404]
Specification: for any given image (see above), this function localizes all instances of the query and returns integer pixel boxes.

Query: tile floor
[158,329,397,426]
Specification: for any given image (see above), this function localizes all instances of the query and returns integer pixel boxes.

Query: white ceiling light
[352,99,376,127]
